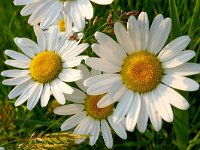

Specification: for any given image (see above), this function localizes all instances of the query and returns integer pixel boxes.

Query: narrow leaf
[169,0,189,149]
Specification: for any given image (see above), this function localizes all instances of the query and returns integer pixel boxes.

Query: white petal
[86,75,121,95]
[59,69,83,82]
[148,18,171,54]
[97,84,127,108]
[151,84,174,122]
[61,112,86,131]
[33,25,46,51]
[14,0,35,5]
[76,64,91,92]
[5,60,29,69]
[70,2,85,31]
[62,56,88,68]
[54,79,74,94]
[158,36,191,61]
[27,0,55,25]
[113,90,134,123]
[145,93,162,131]
[89,120,100,146]
[54,104,84,115]
[40,2,62,29]
[62,43,89,61]
[101,120,113,148]
[47,26,60,51]
[12,38,39,54]
[137,94,148,133]
[159,84,189,110]
[14,38,35,58]
[84,74,118,87]
[92,43,124,66]
[108,115,127,139]
[14,82,37,106]
[1,70,29,78]
[147,14,164,52]
[114,22,135,54]
[126,93,141,132]
[73,116,93,144]
[8,79,33,99]
[2,76,31,86]
[164,63,200,76]
[86,57,120,73]
[77,0,93,19]
[5,50,31,63]
[27,83,43,110]
[90,69,101,76]
[64,87,86,103]
[162,50,196,68]
[138,12,149,50]
[41,83,51,107]
[94,31,126,58]
[127,16,141,51]
[21,1,42,17]
[90,0,113,5]
[50,80,65,105]
[162,75,199,91]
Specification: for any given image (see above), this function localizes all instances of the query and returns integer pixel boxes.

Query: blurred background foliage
[0,0,199,149]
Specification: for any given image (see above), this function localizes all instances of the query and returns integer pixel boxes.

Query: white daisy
[54,64,127,148]
[84,12,200,132]
[1,25,89,110]
[14,0,113,30]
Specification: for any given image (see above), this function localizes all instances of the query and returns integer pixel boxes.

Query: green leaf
[188,0,200,37]
[169,0,189,149]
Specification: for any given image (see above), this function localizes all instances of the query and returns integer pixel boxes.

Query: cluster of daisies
[1,0,200,148]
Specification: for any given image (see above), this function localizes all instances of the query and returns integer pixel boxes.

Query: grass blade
[169,0,189,149]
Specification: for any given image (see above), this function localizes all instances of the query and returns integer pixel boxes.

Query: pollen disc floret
[121,51,162,93]
[58,18,65,32]
[30,51,62,83]
[85,95,113,120]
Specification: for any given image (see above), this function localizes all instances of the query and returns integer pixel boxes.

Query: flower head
[1,25,88,110]
[54,64,127,148]
[84,12,200,132]
[14,0,113,30]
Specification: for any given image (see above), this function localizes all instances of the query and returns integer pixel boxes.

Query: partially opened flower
[1,25,88,110]
[14,0,113,30]
[54,64,127,148]
[84,12,200,132]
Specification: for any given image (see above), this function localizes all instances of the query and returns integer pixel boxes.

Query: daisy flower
[54,64,127,148]
[14,0,113,30]
[84,12,200,132]
[1,25,89,110]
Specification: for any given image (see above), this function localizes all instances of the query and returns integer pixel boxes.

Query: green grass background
[0,0,200,149]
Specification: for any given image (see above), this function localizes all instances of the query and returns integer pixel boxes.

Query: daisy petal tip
[53,108,58,114]
[97,101,104,108]
[139,11,147,17]
[184,103,190,110]
[14,37,19,42]
[94,31,101,39]
[1,71,4,76]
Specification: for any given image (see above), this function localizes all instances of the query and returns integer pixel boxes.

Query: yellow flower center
[121,51,162,93]
[85,95,113,120]
[58,18,65,32]
[29,51,62,83]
